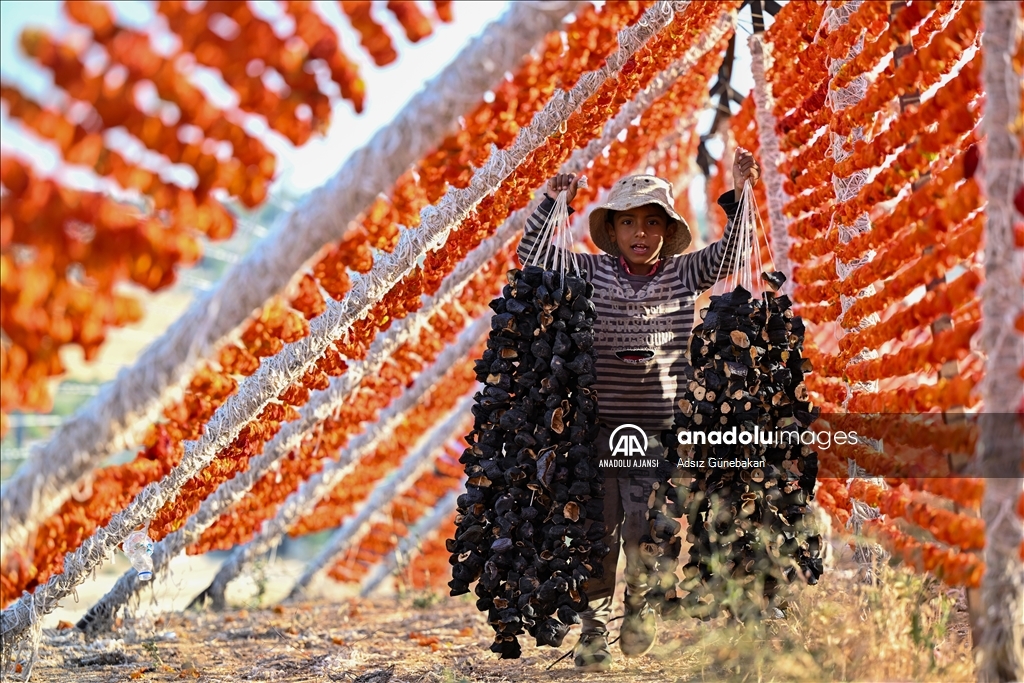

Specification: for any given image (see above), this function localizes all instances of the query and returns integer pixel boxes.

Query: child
[516,149,760,671]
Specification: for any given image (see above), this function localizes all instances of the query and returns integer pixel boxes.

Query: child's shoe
[619,591,657,656]
[574,630,612,671]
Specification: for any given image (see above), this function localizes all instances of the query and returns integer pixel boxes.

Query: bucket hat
[588,175,691,256]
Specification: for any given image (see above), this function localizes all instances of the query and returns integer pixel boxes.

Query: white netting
[823,0,880,404]
[818,2,886,582]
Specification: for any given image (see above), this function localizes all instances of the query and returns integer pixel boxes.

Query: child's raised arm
[516,174,581,268]
[677,149,760,292]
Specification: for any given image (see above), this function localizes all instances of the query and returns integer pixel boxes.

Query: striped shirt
[517,192,742,433]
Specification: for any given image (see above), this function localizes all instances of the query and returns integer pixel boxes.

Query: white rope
[524,178,590,275]
[285,411,471,601]
[73,313,488,633]
[0,0,584,560]
[978,0,1024,416]
[200,329,483,609]
[748,33,794,293]
[709,179,774,298]
[976,2,1024,679]
[1,2,688,658]
[70,7,729,636]
[710,179,751,296]
[358,489,461,597]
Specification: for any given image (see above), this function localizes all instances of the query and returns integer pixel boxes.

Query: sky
[0,1,759,203]
[0,0,514,195]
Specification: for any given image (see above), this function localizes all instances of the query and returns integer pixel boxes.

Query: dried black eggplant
[552,331,572,356]
[658,281,822,621]
[564,276,586,302]
[549,355,569,384]
[452,266,604,657]
[530,338,552,360]
[505,298,532,316]
[760,270,786,292]
[521,265,544,284]
[570,331,594,351]
[491,312,516,334]
[512,283,534,303]
[565,353,594,376]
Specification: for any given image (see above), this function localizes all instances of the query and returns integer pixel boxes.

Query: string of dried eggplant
[448,187,607,658]
[654,184,824,621]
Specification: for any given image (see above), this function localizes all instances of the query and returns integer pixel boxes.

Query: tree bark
[977,2,1024,680]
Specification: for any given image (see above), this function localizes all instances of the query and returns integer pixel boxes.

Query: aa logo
[609,424,648,457]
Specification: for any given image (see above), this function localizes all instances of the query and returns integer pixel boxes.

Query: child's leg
[620,475,659,596]
[575,469,617,670]
[580,429,623,634]
[615,473,663,656]
[580,596,613,635]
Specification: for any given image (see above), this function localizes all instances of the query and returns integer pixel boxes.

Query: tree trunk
[977,3,1024,680]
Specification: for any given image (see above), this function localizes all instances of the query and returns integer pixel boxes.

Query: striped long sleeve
[676,190,743,292]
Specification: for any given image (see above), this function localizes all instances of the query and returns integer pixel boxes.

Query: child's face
[606,203,675,273]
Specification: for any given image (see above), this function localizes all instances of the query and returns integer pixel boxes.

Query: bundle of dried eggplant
[448,263,608,658]
[652,271,823,621]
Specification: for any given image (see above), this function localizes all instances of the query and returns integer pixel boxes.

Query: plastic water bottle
[124,531,154,581]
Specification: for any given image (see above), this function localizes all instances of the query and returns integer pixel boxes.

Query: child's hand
[545,173,580,203]
[733,148,761,189]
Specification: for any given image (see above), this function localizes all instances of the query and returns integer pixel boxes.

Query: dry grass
[19,559,973,683]
[648,565,973,682]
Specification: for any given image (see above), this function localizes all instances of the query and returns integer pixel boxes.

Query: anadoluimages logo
[609,424,648,457]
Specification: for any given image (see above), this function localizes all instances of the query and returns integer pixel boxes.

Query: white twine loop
[523,176,590,277]
[712,179,776,298]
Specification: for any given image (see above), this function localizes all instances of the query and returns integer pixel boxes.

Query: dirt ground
[17,556,976,683]
[25,594,689,682]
